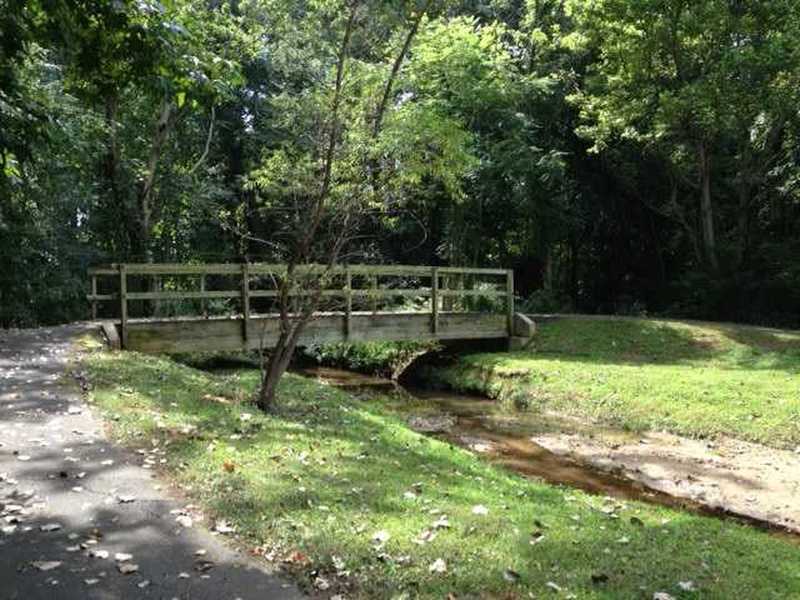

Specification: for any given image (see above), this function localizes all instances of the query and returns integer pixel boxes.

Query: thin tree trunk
[139,99,175,263]
[103,92,127,254]
[257,2,360,411]
[736,183,750,268]
[667,177,702,265]
[698,142,718,272]
[372,4,426,139]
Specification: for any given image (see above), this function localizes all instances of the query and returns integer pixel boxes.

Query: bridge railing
[87,263,515,346]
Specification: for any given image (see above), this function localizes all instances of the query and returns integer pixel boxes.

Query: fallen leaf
[175,515,193,528]
[194,560,214,572]
[117,563,139,575]
[314,576,331,590]
[223,460,236,473]
[429,558,447,574]
[32,561,62,571]
[546,581,562,592]
[413,529,437,545]
[214,520,235,534]
[284,550,310,566]
[372,530,391,545]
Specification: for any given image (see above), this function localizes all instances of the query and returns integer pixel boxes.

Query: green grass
[427,317,800,448]
[82,349,800,598]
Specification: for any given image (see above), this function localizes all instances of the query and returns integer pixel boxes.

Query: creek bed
[297,365,800,544]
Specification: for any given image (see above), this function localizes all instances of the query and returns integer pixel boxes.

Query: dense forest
[2,0,800,328]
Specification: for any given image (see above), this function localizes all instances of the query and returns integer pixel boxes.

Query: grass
[81,348,800,598]
[426,317,800,448]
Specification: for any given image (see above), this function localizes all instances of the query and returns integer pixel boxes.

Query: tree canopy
[2,0,800,327]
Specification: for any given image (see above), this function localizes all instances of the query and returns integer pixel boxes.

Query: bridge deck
[119,311,509,353]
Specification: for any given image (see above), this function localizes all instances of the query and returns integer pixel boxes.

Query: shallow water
[297,366,800,543]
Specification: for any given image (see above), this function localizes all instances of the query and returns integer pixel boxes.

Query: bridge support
[508,313,536,351]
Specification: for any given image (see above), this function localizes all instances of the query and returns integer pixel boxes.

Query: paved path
[0,325,303,600]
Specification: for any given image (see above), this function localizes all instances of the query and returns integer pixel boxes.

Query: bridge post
[241,263,250,342]
[369,274,378,313]
[119,264,128,349]
[200,274,207,317]
[91,275,98,320]
[431,267,439,335]
[345,267,352,340]
[506,268,514,336]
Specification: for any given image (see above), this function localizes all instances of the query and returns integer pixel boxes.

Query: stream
[296,365,800,543]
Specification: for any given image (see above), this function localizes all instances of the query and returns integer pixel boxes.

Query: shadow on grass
[512,318,800,373]
[84,350,800,599]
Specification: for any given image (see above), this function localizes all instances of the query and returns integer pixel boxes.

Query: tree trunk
[372,5,426,138]
[736,183,750,268]
[257,2,360,411]
[543,245,553,291]
[103,92,128,255]
[698,143,718,272]
[258,330,296,411]
[139,99,175,263]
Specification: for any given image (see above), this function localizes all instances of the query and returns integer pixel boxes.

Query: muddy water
[298,366,800,542]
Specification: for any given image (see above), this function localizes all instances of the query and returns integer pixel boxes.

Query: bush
[303,340,440,378]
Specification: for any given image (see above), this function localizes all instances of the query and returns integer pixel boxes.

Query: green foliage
[3,0,800,328]
[303,340,439,376]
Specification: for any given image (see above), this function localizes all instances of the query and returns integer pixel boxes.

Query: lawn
[81,348,800,599]
[427,317,800,448]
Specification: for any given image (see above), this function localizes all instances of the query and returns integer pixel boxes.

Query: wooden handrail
[88,263,515,344]
[88,263,510,277]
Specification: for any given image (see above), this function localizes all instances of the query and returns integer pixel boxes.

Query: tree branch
[372,3,428,139]
[188,105,216,175]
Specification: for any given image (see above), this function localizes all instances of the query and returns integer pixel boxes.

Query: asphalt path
[0,324,302,600]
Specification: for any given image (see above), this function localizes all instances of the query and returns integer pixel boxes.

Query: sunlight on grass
[83,350,800,599]
[429,318,800,447]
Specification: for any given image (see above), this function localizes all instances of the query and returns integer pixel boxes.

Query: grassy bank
[426,317,800,448]
[82,349,800,598]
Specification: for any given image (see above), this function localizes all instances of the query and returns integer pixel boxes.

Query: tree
[247,1,479,410]
[571,0,799,273]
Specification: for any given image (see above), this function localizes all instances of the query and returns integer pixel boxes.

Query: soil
[531,429,800,534]
[299,366,800,538]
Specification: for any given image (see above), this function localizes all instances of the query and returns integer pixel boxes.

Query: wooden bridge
[87,263,534,353]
